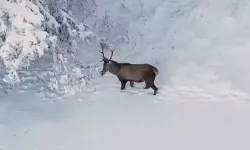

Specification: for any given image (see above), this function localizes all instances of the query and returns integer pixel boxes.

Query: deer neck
[108,60,120,75]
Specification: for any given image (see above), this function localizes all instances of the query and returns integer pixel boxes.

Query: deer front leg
[118,77,127,90]
[120,80,127,90]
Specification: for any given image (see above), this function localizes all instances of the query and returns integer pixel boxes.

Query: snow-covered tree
[0,0,52,84]
[0,0,97,95]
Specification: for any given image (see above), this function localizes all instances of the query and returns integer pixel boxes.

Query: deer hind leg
[130,81,134,87]
[151,77,158,95]
[144,74,158,95]
[143,77,151,89]
[151,84,158,95]
[144,81,150,89]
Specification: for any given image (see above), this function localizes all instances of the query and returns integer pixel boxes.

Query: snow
[1,75,250,150]
[1,0,250,150]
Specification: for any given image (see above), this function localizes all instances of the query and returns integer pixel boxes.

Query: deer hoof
[153,90,158,95]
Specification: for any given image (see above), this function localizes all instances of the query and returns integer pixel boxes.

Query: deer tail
[152,66,159,75]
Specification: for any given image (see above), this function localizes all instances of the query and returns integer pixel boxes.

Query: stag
[99,43,159,95]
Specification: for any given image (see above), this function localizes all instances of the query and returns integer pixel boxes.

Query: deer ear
[108,60,113,65]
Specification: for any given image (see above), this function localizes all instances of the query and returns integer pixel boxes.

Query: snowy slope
[88,0,250,96]
[1,74,250,150]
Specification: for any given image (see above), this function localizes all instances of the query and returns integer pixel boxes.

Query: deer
[99,42,159,95]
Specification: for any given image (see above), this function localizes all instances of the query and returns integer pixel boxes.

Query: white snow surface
[1,75,250,150]
[1,0,250,150]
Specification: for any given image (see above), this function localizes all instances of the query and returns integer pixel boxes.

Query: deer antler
[99,42,106,62]
[99,42,115,61]
[108,47,115,61]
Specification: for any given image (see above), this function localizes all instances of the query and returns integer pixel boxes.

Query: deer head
[99,42,115,76]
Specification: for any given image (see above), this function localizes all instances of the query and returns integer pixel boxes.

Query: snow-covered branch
[0,0,98,96]
[0,0,50,83]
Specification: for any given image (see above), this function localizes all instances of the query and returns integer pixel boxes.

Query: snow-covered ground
[1,74,250,150]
